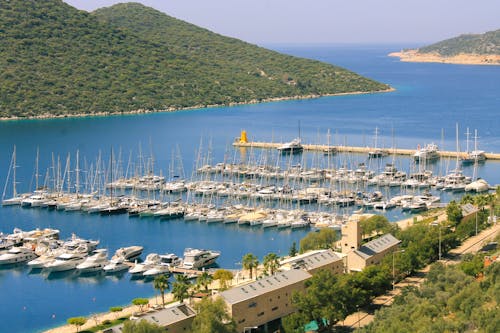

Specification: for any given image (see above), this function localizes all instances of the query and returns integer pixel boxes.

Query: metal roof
[355,233,400,259]
[219,269,311,304]
[280,249,343,271]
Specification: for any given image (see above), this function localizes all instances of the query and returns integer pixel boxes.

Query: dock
[232,141,500,160]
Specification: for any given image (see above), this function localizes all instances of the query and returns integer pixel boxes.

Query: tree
[359,215,397,238]
[446,200,463,225]
[473,194,488,212]
[191,297,237,333]
[67,317,87,333]
[132,298,150,312]
[122,319,164,333]
[172,274,191,303]
[109,306,123,320]
[213,269,234,290]
[299,228,337,253]
[153,274,170,306]
[242,253,259,279]
[460,193,475,205]
[196,271,213,293]
[263,252,280,276]
[289,241,298,257]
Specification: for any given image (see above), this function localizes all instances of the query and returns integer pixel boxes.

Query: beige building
[341,216,401,272]
[218,269,312,332]
[279,249,345,275]
[346,233,401,272]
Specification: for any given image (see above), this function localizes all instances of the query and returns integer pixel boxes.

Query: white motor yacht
[0,247,37,265]
[112,246,143,261]
[413,143,440,163]
[27,249,64,269]
[143,264,171,278]
[44,252,87,272]
[103,258,129,274]
[182,248,220,270]
[76,249,108,273]
[128,253,161,276]
[277,138,303,153]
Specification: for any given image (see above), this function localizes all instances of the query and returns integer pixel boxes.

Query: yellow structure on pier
[238,130,248,143]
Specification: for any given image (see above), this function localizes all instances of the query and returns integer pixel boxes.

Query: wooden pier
[232,141,500,160]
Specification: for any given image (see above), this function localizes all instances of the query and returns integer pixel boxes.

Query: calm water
[1,44,499,333]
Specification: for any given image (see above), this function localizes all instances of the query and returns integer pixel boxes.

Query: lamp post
[392,249,405,290]
[431,221,441,260]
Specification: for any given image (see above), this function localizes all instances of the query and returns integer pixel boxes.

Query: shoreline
[389,50,500,66]
[0,88,394,122]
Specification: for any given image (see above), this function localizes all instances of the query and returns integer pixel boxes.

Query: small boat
[76,249,108,273]
[0,247,37,265]
[465,179,490,193]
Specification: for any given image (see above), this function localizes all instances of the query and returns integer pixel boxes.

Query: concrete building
[104,303,196,333]
[346,233,401,272]
[279,249,345,275]
[341,217,363,254]
[218,269,312,332]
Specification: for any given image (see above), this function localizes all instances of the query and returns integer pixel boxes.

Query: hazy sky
[64,0,500,45]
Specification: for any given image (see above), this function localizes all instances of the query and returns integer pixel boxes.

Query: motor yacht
[103,257,129,274]
[76,249,108,273]
[0,247,37,265]
[277,138,303,154]
[182,248,220,270]
[112,246,143,261]
[44,252,87,272]
[128,253,161,276]
[143,264,171,278]
[413,143,440,163]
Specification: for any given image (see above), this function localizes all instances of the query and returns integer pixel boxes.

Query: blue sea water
[0,44,499,333]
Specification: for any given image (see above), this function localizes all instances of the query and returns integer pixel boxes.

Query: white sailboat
[2,146,26,206]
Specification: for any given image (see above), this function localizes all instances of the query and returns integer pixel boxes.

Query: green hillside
[419,29,500,56]
[0,0,389,119]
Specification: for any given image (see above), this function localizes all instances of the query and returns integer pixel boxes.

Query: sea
[0,44,499,333]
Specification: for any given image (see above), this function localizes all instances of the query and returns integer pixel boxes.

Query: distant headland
[390,28,500,65]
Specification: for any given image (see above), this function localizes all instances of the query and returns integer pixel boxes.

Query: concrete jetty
[232,141,500,160]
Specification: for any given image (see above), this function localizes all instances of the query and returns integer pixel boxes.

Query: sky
[64,0,500,45]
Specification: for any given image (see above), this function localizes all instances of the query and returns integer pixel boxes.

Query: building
[104,303,196,333]
[279,249,345,275]
[341,216,401,272]
[346,233,401,272]
[218,269,312,332]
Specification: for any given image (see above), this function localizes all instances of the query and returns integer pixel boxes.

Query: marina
[1,44,500,333]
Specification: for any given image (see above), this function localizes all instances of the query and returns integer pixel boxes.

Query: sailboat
[368,127,388,158]
[460,129,486,165]
[2,146,25,205]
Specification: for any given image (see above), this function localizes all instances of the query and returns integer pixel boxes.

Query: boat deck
[233,141,500,160]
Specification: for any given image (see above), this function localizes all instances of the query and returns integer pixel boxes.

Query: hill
[0,1,390,119]
[389,29,500,65]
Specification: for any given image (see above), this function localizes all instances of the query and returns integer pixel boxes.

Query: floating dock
[232,141,500,160]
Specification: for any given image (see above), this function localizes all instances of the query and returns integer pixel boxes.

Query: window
[257,312,264,317]
[238,319,246,324]
[248,302,257,308]
[272,306,278,311]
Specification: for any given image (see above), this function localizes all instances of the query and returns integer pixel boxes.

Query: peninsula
[0,1,390,120]
[389,28,500,65]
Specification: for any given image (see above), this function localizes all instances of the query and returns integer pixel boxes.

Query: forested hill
[0,1,389,119]
[418,29,500,56]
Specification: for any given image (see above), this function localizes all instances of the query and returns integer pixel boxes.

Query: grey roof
[219,269,311,305]
[355,233,400,259]
[461,203,479,216]
[281,249,343,271]
[103,304,195,333]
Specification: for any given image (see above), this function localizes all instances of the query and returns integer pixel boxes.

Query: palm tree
[242,253,259,279]
[172,274,191,303]
[196,271,213,293]
[263,252,280,276]
[153,274,170,306]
